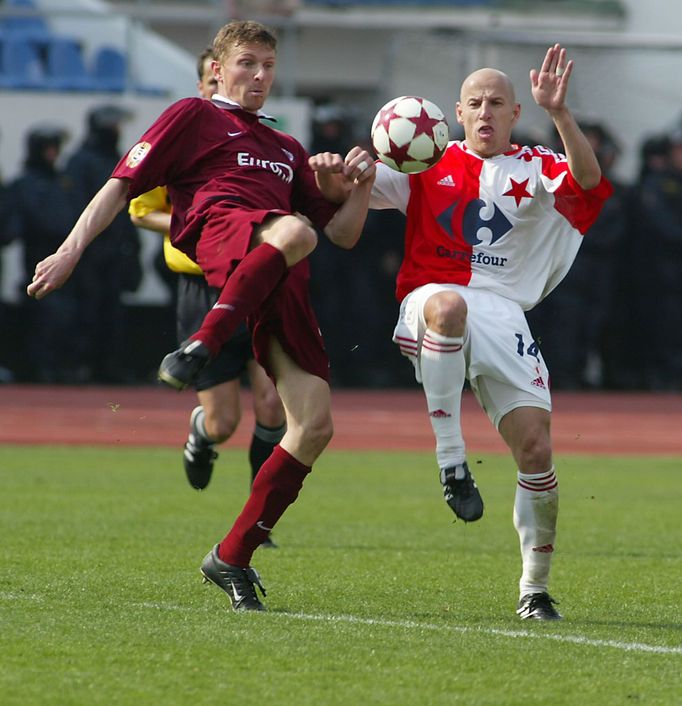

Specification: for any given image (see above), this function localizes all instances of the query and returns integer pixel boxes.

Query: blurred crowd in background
[1,103,682,391]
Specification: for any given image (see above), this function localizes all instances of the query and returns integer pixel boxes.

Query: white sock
[191,406,213,444]
[513,467,559,598]
[419,329,466,469]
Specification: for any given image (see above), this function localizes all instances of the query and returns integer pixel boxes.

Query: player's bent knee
[206,414,240,443]
[424,292,467,335]
[254,393,285,428]
[304,414,334,455]
[288,220,318,259]
[267,216,318,264]
[517,435,552,472]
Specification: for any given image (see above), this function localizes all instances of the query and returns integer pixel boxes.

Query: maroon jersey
[112,95,338,260]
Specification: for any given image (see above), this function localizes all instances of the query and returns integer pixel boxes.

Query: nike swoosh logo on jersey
[256,520,273,531]
[227,130,243,137]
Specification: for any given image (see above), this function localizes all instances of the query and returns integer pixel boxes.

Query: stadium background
[1,0,681,389]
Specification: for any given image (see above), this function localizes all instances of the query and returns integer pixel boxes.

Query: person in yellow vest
[129,48,285,548]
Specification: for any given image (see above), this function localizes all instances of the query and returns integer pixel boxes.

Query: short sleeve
[113,98,203,199]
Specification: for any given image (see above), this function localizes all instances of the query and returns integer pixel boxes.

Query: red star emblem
[503,177,533,207]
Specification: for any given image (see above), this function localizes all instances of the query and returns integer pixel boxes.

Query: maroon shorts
[194,202,330,383]
[248,260,330,383]
[195,202,287,289]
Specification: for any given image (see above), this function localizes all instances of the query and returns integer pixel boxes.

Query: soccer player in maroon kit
[28,20,376,611]
[128,49,286,544]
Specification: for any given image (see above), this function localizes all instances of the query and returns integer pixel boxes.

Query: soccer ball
[370,96,449,174]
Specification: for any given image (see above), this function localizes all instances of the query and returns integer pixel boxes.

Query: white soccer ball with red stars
[371,96,449,174]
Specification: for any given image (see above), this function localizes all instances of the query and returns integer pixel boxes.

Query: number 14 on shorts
[515,333,540,359]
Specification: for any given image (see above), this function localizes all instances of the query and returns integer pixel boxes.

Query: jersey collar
[459,140,522,159]
[211,94,277,122]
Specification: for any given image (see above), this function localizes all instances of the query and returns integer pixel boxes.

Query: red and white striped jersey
[371,141,613,309]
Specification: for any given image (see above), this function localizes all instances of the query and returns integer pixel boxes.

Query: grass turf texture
[1,445,680,706]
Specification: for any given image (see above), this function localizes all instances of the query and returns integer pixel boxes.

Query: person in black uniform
[6,125,82,382]
[64,105,141,383]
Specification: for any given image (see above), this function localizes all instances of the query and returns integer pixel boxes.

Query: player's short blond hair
[212,20,277,64]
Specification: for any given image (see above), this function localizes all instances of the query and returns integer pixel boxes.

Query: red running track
[1,385,681,455]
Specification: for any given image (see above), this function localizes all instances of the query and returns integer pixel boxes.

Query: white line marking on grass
[132,601,197,612]
[126,601,681,656]
[279,612,682,656]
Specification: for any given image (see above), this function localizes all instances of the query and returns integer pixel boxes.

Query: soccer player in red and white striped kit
[28,20,376,611]
[314,44,612,620]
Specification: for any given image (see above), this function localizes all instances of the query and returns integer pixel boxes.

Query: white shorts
[393,283,552,429]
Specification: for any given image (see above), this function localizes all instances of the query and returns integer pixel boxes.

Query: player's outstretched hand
[27,251,79,300]
[310,146,375,203]
[530,43,573,114]
[309,151,350,203]
[309,147,375,182]
[309,150,345,174]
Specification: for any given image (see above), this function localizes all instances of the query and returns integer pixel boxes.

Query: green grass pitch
[1,445,680,705]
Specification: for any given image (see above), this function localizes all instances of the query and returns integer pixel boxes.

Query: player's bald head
[456,67,520,157]
[460,68,516,104]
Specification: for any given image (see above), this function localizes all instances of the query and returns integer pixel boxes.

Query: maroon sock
[191,243,287,356]
[218,446,311,567]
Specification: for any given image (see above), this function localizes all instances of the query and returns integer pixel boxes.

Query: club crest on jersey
[125,141,152,168]
[237,151,293,183]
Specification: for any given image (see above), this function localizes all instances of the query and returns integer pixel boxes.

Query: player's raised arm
[27,177,130,300]
[530,44,601,190]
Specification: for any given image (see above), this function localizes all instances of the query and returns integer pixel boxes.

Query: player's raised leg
[159,215,318,390]
[421,290,483,522]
